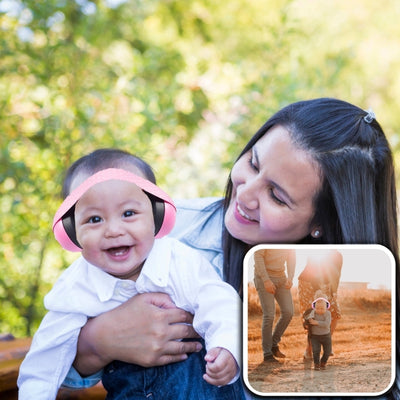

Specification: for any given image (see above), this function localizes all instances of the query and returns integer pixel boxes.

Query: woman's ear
[311,227,323,238]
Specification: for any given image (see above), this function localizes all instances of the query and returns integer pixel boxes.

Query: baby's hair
[62,149,156,198]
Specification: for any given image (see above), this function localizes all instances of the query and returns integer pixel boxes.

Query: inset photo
[243,245,395,397]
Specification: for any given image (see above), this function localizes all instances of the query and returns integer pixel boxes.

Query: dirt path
[246,349,393,395]
[246,288,393,396]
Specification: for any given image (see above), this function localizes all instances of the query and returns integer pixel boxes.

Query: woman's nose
[236,179,259,210]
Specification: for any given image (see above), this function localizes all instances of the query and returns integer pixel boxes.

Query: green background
[1,0,399,336]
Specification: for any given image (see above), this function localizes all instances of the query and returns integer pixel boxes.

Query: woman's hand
[73,292,201,376]
[284,278,293,289]
[263,279,276,294]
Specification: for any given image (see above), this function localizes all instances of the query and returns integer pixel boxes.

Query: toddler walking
[304,293,332,370]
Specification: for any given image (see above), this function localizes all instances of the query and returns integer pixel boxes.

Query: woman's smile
[235,203,258,224]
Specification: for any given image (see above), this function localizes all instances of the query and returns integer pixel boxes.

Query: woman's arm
[330,250,343,294]
[73,292,201,376]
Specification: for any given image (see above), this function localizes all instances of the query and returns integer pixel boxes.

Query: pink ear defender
[312,297,331,309]
[52,168,176,252]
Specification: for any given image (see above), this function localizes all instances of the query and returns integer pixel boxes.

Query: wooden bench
[0,335,106,399]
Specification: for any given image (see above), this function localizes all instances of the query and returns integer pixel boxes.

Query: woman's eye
[269,188,286,206]
[248,155,259,172]
[88,216,102,224]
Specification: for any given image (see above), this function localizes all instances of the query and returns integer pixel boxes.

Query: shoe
[303,350,312,360]
[272,346,286,358]
[330,351,334,356]
[314,363,320,370]
[263,354,280,363]
[320,362,327,370]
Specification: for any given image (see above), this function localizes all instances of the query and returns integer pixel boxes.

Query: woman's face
[225,125,322,245]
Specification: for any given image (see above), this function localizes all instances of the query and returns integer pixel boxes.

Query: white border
[242,244,396,397]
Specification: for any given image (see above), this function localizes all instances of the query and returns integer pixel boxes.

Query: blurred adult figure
[254,249,296,362]
[298,249,343,358]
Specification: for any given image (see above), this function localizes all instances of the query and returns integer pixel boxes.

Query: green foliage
[0,0,399,336]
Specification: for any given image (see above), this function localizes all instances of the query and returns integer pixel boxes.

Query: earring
[313,230,321,238]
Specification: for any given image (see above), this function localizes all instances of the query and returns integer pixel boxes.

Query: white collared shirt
[17,236,241,400]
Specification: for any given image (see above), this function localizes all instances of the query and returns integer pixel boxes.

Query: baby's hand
[309,318,319,325]
[203,347,238,386]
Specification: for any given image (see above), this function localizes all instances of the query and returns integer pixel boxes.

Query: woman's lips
[234,203,257,225]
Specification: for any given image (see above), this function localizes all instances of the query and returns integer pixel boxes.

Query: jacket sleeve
[286,249,296,281]
[17,311,88,400]
[173,250,242,370]
[330,251,343,293]
[254,250,270,281]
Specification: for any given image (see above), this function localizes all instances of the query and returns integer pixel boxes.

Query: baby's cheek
[81,245,100,262]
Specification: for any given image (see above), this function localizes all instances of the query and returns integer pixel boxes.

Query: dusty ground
[246,344,392,396]
[245,288,394,396]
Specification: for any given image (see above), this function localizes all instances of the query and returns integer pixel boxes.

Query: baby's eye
[123,210,135,218]
[88,216,102,224]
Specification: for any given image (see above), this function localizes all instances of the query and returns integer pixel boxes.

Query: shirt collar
[85,239,172,301]
[85,261,120,302]
[137,238,171,287]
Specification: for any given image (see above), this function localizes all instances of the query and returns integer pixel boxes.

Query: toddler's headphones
[52,168,176,252]
[312,297,331,309]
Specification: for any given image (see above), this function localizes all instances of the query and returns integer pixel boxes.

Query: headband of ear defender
[52,168,176,252]
[312,297,331,309]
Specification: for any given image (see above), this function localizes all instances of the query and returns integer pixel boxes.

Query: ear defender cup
[312,297,331,309]
[61,206,80,248]
[52,168,176,252]
[147,193,170,238]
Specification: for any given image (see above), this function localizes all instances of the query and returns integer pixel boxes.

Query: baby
[18,149,245,400]
[305,292,332,370]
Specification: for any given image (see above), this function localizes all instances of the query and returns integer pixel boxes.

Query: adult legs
[330,316,338,355]
[321,284,341,355]
[272,283,294,350]
[305,338,312,359]
[298,279,314,358]
[331,316,338,334]
[254,276,276,358]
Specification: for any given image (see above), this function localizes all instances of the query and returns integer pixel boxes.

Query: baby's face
[314,300,328,315]
[74,179,155,281]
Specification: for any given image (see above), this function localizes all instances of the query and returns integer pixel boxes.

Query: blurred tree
[0,0,399,335]
[0,0,211,335]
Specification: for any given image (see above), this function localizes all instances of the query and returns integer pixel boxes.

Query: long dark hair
[223,98,398,293]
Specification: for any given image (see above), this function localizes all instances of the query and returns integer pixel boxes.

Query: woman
[63,98,398,398]
[298,249,343,358]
